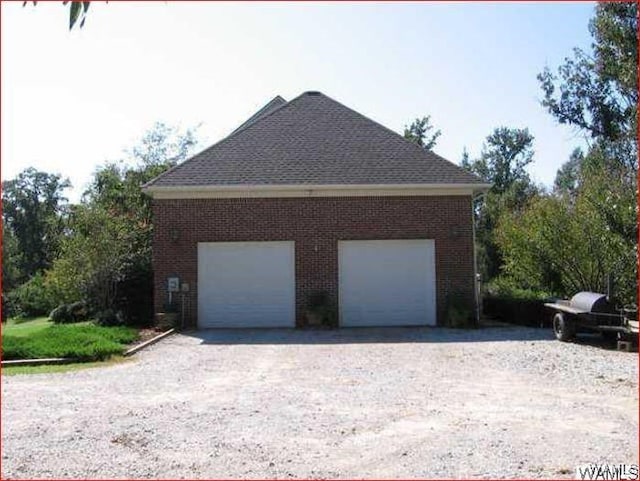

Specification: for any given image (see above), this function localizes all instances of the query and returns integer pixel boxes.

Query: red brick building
[143,92,489,328]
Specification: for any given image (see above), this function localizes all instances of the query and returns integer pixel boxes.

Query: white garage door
[339,239,436,327]
[197,241,295,328]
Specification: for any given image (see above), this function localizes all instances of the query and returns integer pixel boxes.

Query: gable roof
[143,91,487,191]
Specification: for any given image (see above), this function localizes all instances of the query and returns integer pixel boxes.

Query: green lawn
[2,317,139,362]
[2,317,53,337]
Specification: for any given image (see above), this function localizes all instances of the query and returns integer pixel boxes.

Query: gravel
[2,326,637,479]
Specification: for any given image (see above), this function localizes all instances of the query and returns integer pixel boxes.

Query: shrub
[48,207,155,329]
[496,174,637,306]
[50,301,91,324]
[94,309,125,327]
[46,249,154,328]
[68,301,90,321]
[6,273,57,318]
[482,277,552,327]
[114,263,154,327]
[43,258,83,307]
[485,276,551,301]
[156,300,180,330]
[483,296,549,327]
[1,324,138,361]
[50,304,73,323]
[304,290,337,327]
[446,290,477,328]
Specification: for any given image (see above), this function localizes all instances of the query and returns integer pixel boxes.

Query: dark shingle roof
[230,95,287,135]
[145,91,485,188]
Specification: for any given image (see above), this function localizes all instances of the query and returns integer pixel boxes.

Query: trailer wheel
[553,313,575,342]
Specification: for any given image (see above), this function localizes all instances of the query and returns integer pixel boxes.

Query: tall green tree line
[3,123,198,321]
[496,1,637,304]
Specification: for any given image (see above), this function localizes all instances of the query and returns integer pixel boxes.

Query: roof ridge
[143,93,307,189]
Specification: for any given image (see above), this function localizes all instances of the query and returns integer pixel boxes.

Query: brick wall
[152,196,475,327]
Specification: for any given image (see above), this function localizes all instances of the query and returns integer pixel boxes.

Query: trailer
[544,291,638,343]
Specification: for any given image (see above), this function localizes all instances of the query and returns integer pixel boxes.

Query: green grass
[2,321,139,362]
[2,317,53,337]
[2,356,132,376]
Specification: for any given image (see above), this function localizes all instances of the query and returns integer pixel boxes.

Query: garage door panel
[339,240,436,327]
[198,242,295,328]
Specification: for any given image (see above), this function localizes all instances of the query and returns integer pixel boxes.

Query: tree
[554,146,636,243]
[464,127,535,195]
[497,178,635,305]
[460,148,471,169]
[538,2,637,171]
[461,127,538,280]
[2,221,22,292]
[128,122,199,167]
[2,168,70,283]
[404,116,441,150]
[494,2,638,305]
[47,122,198,323]
[533,1,637,303]
[84,122,198,236]
[23,1,92,30]
[578,147,637,245]
[553,147,584,197]
[48,205,135,313]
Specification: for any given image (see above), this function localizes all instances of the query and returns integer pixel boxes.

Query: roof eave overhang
[142,183,492,199]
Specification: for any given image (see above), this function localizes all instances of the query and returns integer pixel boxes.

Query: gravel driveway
[2,326,637,479]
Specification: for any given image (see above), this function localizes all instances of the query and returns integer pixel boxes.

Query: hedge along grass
[2,324,138,361]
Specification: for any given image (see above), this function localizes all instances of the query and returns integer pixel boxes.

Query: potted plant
[305,291,337,327]
[156,301,179,330]
[446,291,476,329]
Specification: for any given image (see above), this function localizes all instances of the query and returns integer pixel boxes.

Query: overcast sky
[2,1,595,201]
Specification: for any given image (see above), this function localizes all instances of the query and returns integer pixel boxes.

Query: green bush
[482,277,552,327]
[1,324,138,361]
[94,309,125,327]
[47,207,155,329]
[115,262,154,327]
[50,304,73,323]
[304,290,337,327]
[50,301,91,324]
[446,290,477,328]
[485,277,551,301]
[6,273,57,318]
[68,301,90,321]
[483,296,549,327]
